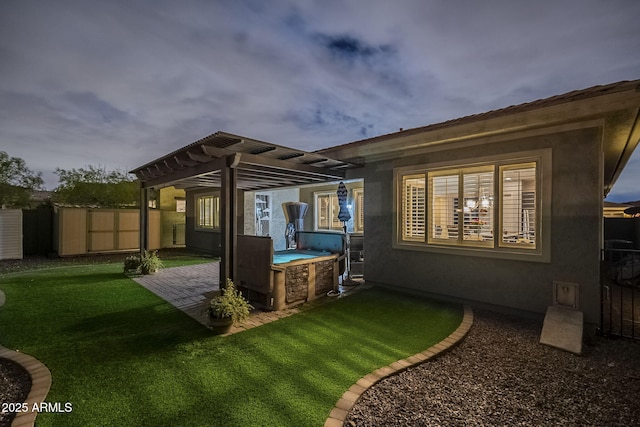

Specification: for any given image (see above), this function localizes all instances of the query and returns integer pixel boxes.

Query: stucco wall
[356,127,603,324]
[185,187,244,256]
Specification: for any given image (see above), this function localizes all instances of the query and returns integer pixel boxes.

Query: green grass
[0,263,462,426]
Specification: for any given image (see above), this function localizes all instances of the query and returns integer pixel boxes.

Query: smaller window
[315,187,364,232]
[315,192,342,231]
[197,195,220,229]
[176,199,186,213]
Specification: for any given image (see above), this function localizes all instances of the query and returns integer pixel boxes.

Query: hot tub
[273,249,331,264]
[237,233,345,310]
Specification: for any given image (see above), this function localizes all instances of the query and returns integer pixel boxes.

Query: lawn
[0,262,462,426]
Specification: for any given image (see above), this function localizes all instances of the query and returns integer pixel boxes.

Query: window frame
[195,193,220,230]
[314,192,342,231]
[401,174,426,242]
[394,149,551,262]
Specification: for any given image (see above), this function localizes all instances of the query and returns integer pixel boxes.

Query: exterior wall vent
[552,281,579,309]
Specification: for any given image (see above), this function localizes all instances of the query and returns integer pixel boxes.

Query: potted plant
[207,279,253,334]
[140,250,163,275]
[123,254,141,274]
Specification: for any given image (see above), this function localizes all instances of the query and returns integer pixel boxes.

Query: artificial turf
[0,263,462,426]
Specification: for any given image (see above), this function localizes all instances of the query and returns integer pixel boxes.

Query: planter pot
[207,315,234,334]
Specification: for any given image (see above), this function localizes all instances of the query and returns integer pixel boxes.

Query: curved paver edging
[0,289,52,427]
[324,305,474,427]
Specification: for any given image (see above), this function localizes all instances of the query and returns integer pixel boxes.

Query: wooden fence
[55,207,160,256]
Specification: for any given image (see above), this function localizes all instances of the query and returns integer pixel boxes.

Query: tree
[0,151,44,208]
[53,165,139,207]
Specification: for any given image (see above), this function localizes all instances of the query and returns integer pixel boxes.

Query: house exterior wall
[355,127,603,325]
[185,187,244,256]
[158,187,186,248]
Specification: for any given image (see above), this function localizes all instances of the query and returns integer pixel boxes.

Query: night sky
[1,0,639,201]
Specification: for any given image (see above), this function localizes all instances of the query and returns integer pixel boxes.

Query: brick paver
[133,261,365,333]
[133,262,220,327]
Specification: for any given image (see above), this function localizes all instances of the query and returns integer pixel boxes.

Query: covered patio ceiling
[130,131,360,190]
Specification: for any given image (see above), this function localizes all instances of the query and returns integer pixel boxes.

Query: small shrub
[207,279,253,324]
[140,250,163,275]
[123,255,141,274]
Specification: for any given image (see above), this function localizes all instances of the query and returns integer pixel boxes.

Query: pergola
[130,131,360,284]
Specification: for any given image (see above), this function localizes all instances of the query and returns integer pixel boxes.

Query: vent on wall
[552,281,579,309]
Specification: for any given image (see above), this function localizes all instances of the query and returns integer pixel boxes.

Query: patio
[133,261,360,334]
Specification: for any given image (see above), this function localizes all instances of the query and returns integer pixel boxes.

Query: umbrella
[337,182,351,223]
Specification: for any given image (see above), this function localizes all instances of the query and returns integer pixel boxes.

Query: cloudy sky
[1,0,639,201]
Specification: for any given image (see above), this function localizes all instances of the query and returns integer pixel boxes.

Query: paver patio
[133,262,360,334]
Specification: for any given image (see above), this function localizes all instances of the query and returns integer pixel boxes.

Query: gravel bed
[347,310,640,426]
[0,357,32,427]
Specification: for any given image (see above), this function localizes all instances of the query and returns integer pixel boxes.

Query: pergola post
[220,154,240,288]
[139,186,149,255]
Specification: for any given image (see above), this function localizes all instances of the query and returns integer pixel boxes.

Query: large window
[396,153,547,258]
[196,195,220,229]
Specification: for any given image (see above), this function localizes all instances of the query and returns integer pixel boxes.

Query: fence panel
[117,210,139,250]
[56,207,159,256]
[601,248,640,339]
[88,210,116,252]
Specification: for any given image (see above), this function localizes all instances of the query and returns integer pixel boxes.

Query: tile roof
[318,79,640,153]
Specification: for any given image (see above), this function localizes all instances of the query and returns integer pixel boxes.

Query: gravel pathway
[347,310,640,426]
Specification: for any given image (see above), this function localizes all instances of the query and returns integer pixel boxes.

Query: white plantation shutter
[429,174,459,240]
[355,189,364,232]
[398,158,541,253]
[402,175,425,241]
[461,170,494,242]
[197,195,220,228]
[500,163,537,248]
